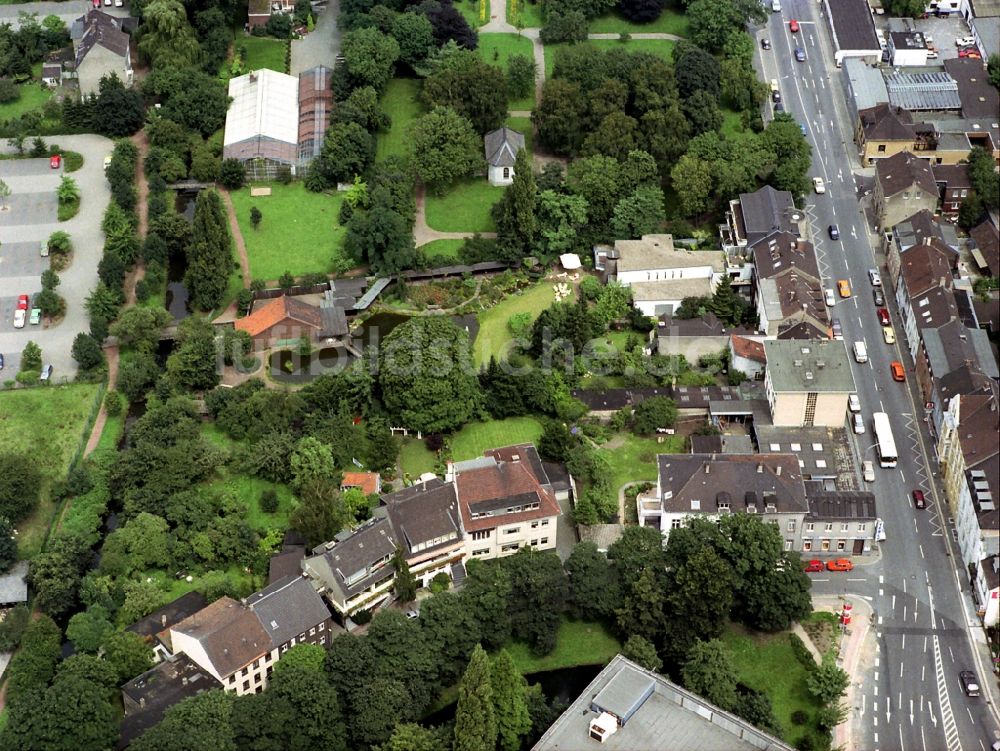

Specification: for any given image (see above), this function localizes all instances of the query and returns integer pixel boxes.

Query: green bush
[352,608,372,625]
[260,488,279,513]
[104,390,124,417]
[429,571,451,594]
[788,633,816,669]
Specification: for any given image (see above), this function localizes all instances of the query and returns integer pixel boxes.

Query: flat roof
[764,340,856,393]
[828,0,881,52]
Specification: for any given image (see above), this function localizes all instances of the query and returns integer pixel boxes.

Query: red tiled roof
[234,296,322,337]
[456,460,561,533]
[342,471,380,496]
[731,335,766,364]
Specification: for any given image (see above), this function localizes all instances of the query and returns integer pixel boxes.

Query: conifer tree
[184,189,233,310]
[454,645,497,751]
[392,547,417,604]
[491,649,531,751]
[492,149,537,263]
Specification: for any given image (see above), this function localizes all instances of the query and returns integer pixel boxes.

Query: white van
[853,341,868,363]
[771,0,781,11]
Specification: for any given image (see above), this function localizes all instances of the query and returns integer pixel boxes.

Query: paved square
[0,242,47,279]
[0,193,58,227]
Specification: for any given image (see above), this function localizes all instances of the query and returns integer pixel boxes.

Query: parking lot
[873,12,975,62]
[0,136,114,381]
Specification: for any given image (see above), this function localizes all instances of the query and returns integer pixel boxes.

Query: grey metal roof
[828,0,881,52]
[844,58,889,116]
[763,340,856,393]
[245,574,331,649]
[885,71,961,112]
[806,491,878,520]
[591,668,655,723]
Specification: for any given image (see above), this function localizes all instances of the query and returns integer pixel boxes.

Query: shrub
[352,608,372,624]
[788,633,816,669]
[791,710,809,726]
[429,571,451,594]
[219,159,246,190]
[104,390,124,417]
[260,488,279,513]
[507,311,533,338]
[0,78,19,104]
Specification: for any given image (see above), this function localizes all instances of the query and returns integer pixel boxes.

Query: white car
[868,269,882,287]
[825,289,836,307]
[853,414,865,434]
[883,326,896,345]
[812,177,826,194]
[13,309,26,329]
[115,0,123,6]
[955,36,976,47]
[849,394,861,413]
[863,460,875,483]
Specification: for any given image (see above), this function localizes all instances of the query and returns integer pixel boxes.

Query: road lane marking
[933,635,961,751]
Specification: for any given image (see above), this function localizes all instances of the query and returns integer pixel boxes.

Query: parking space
[0,242,47,279]
[0,157,56,179]
[0,194,58,227]
[0,292,42,329]
[873,13,973,62]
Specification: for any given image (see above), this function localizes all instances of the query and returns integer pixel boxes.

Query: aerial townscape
[0,0,998,748]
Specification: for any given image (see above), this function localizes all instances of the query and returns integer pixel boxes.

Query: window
[530,539,538,547]
[242,667,249,677]
[473,548,489,556]
[841,523,849,532]
[541,519,549,526]
[319,635,326,645]
[857,523,866,532]
[803,540,812,551]
[877,144,886,153]
[309,627,316,636]
[319,622,325,631]
[266,666,273,677]
[501,543,520,552]
[540,537,548,545]
[960,189,968,197]
[785,540,793,551]
[254,672,262,683]
[718,502,730,513]
[503,167,510,179]
[806,522,815,532]
[229,675,236,685]
[825,523,833,532]
[504,527,519,535]
[903,191,910,199]
[471,530,491,541]
[531,521,539,528]
[243,681,250,692]
[281,644,289,653]
[787,520,796,532]
[671,519,683,529]
[298,633,306,641]
[837,539,846,551]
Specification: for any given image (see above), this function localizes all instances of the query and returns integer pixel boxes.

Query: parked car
[838,279,851,298]
[0,353,4,370]
[955,36,976,47]
[873,288,885,305]
[852,414,865,434]
[39,364,52,381]
[771,0,781,10]
[863,461,875,482]
[849,394,861,413]
[912,489,926,509]
[761,38,772,50]
[13,309,25,329]
[891,361,906,381]
[959,670,980,697]
[16,294,29,310]
[789,19,799,32]
[829,224,840,240]
[869,269,882,286]
[40,241,49,257]
[831,318,843,340]
[883,326,895,344]
[825,288,836,307]
[774,102,784,112]
[795,47,806,62]
[49,154,61,169]
[813,177,826,194]
[958,48,981,59]
[799,122,807,135]
[804,560,824,573]
[29,308,40,326]
[877,308,890,326]
[826,559,854,572]
[772,89,782,103]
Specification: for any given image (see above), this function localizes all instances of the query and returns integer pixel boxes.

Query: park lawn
[722,107,744,138]
[399,437,437,478]
[377,78,424,161]
[474,280,564,366]
[509,0,544,28]
[723,624,825,748]
[456,0,488,27]
[418,238,465,256]
[230,183,347,281]
[205,472,296,532]
[423,179,504,234]
[477,34,536,111]
[588,8,690,36]
[93,413,124,456]
[505,116,534,154]
[140,565,257,609]
[598,432,685,492]
[241,36,288,73]
[450,417,543,460]
[0,82,52,122]
[0,384,103,555]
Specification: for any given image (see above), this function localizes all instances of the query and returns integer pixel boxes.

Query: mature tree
[151,69,230,138]
[119,579,165,624]
[968,146,1000,212]
[66,605,115,653]
[671,154,713,217]
[392,12,436,68]
[641,106,691,172]
[503,550,568,655]
[989,54,1000,90]
[454,645,497,751]
[618,0,664,21]
[622,634,662,672]
[137,0,202,69]
[539,10,588,43]
[381,724,451,751]
[533,79,585,155]
[492,150,537,262]
[535,190,588,259]
[4,672,117,751]
[615,566,664,642]
[92,74,144,136]
[0,453,42,522]
[582,112,639,162]
[688,0,765,51]
[674,44,721,101]
[290,437,338,492]
[3,615,61,702]
[351,678,413,748]
[341,27,400,92]
[184,189,233,310]
[884,0,926,16]
[506,54,535,99]
[130,690,236,751]
[680,639,740,711]
[392,547,418,603]
[491,650,531,751]
[607,524,665,586]
[631,396,678,434]
[564,542,621,621]
[379,316,480,433]
[565,153,634,236]
[100,512,171,576]
[807,652,850,706]
[682,89,724,136]
[408,106,482,194]
[662,544,733,661]
[291,477,348,547]
[315,121,375,185]
[611,185,665,239]
[166,316,221,391]
[462,559,513,649]
[419,0,479,50]
[763,113,812,195]
[103,631,154,684]
[735,687,782,736]
[0,517,16,574]
[424,49,507,133]
[272,644,326,676]
[420,591,483,683]
[344,204,417,274]
[219,159,245,190]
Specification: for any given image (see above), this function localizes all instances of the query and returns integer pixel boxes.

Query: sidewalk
[813,594,875,751]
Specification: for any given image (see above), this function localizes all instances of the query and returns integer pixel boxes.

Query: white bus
[872,412,898,468]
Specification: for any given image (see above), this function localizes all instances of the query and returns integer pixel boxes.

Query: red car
[912,490,926,509]
[789,19,799,32]
[804,560,824,573]
[891,361,906,382]
[49,154,61,170]
[958,48,982,59]
[16,295,29,310]
[877,308,890,326]
[827,558,854,572]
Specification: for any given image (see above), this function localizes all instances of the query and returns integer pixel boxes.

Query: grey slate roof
[245,574,331,649]
[484,126,525,168]
[382,480,462,555]
[885,71,962,112]
[74,10,129,68]
[806,491,878,520]
[0,561,28,605]
[893,210,954,252]
[876,151,938,199]
[738,186,799,244]
[319,303,348,338]
[305,517,397,603]
[126,591,208,641]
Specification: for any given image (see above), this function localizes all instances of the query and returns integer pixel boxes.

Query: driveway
[290,0,341,75]
[0,135,114,381]
[0,0,130,30]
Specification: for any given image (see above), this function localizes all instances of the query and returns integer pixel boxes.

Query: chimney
[776,465,782,476]
[161,614,167,627]
[704,464,710,474]
[757,463,764,474]
[139,698,145,709]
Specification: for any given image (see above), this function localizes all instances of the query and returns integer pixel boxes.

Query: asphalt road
[756,3,1000,750]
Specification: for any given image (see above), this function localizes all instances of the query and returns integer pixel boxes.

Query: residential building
[126,592,208,662]
[720,185,802,255]
[637,453,808,550]
[977,555,999,628]
[234,294,348,348]
[969,218,1000,278]
[894,236,958,359]
[248,0,295,29]
[873,151,939,229]
[168,576,332,696]
[756,425,852,485]
[532,655,795,751]
[382,478,465,588]
[885,210,960,284]
[730,334,766,380]
[855,103,919,166]
[654,313,754,364]
[453,444,562,559]
[803,488,879,555]
[70,9,132,97]
[119,654,221,749]
[341,471,381,496]
[607,234,725,316]
[751,232,827,337]
[823,0,882,67]
[933,163,972,214]
[484,127,525,186]
[762,340,856,427]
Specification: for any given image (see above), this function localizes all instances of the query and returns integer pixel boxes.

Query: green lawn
[377,78,425,162]
[140,565,257,610]
[205,473,296,532]
[477,34,536,111]
[509,0,544,28]
[418,238,465,256]
[240,36,288,73]
[723,624,825,748]
[450,417,543,460]
[0,82,52,122]
[424,179,504,234]
[588,8,690,36]
[475,280,563,366]
[93,413,124,456]
[457,0,489,27]
[505,116,534,154]
[0,384,103,557]
[722,107,745,138]
[399,437,438,478]
[598,432,685,492]
[230,183,347,281]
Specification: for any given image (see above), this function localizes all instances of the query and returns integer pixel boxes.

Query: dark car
[877,307,891,326]
[873,288,885,306]
[959,670,980,697]
[795,47,806,62]
[829,224,840,240]
[912,490,926,509]
[761,38,771,50]
[774,102,784,112]
[772,89,782,103]
[0,353,4,370]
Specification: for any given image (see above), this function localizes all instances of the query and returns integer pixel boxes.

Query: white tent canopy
[559,253,582,270]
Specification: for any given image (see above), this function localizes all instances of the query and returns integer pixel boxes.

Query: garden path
[586,32,683,40]
[218,188,252,288]
[83,344,118,459]
[481,0,517,32]
[124,130,150,306]
[413,184,497,246]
